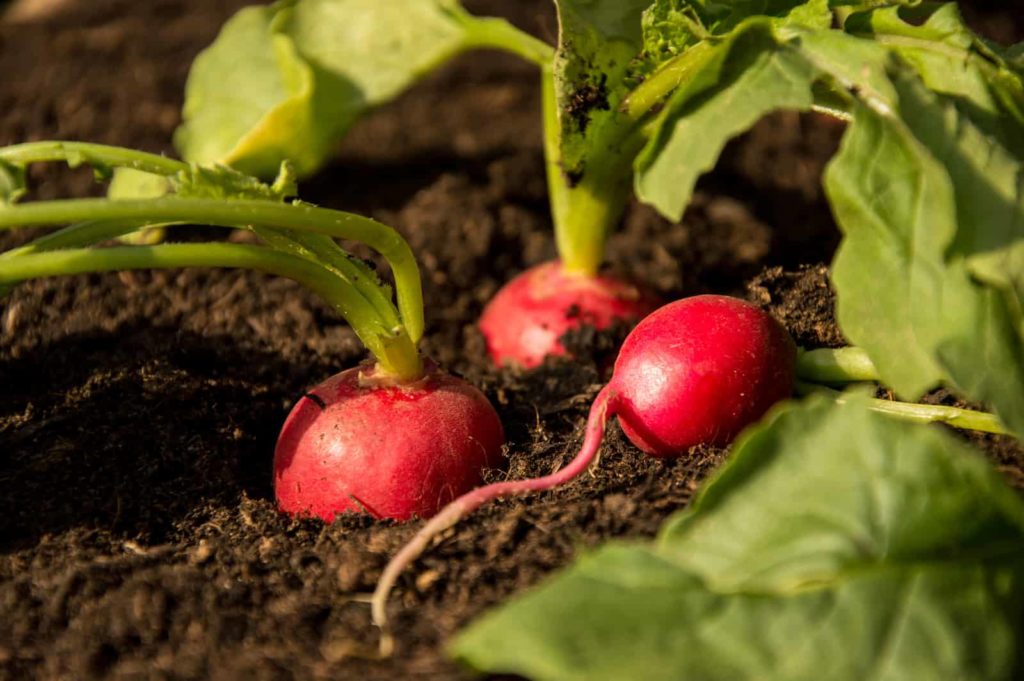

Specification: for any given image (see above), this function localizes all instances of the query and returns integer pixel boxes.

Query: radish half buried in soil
[479,260,660,368]
[0,140,507,524]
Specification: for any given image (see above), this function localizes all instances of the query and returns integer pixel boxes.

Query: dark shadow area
[0,324,336,551]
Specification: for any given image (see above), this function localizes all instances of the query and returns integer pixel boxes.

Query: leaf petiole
[794,381,1009,435]
[0,197,425,343]
[456,12,554,67]
[0,141,187,177]
[796,346,880,384]
[0,243,422,380]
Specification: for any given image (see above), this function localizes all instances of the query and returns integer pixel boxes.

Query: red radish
[372,295,796,650]
[479,260,660,368]
[611,295,796,454]
[274,361,505,522]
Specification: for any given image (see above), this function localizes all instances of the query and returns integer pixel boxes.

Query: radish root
[371,386,615,655]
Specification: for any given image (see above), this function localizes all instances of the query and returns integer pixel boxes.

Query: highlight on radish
[0,140,505,522]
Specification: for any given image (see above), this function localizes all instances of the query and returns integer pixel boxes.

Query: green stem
[0,141,187,176]
[0,244,423,380]
[795,382,1009,436]
[0,218,165,257]
[253,227,402,332]
[554,156,637,276]
[0,198,424,343]
[0,209,405,336]
[541,63,572,259]
[546,73,642,275]
[621,41,719,123]
[457,13,554,67]
[796,347,880,384]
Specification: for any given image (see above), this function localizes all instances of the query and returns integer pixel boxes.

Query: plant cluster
[1,0,1022,678]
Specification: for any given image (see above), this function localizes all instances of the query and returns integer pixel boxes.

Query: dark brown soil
[1,2,1021,680]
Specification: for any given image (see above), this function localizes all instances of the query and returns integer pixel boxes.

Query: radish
[371,294,796,651]
[0,141,509,525]
[274,361,505,522]
[479,260,661,368]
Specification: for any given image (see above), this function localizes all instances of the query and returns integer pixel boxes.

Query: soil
[1,2,1021,680]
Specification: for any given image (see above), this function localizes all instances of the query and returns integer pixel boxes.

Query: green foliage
[174,0,531,179]
[0,160,26,206]
[170,161,298,201]
[174,3,329,177]
[797,33,1024,435]
[452,397,1024,680]
[550,0,652,176]
[634,19,817,220]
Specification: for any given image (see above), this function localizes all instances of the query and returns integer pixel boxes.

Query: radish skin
[479,261,660,368]
[274,362,505,522]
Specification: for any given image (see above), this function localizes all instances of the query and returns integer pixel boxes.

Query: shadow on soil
[0,325,335,551]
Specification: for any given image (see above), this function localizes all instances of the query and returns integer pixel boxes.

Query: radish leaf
[176,0,540,180]
[634,20,817,220]
[174,3,329,177]
[452,397,1024,681]
[799,32,1024,434]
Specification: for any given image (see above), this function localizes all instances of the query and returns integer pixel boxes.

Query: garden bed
[1,1,1021,679]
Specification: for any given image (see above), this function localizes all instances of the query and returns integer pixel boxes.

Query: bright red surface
[274,364,505,521]
[610,295,796,456]
[479,261,660,368]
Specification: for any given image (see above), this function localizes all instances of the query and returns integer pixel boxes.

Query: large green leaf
[174,3,330,177]
[452,397,1024,681]
[793,31,1024,433]
[175,0,476,179]
[634,20,817,220]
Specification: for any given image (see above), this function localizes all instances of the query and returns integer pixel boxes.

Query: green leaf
[552,0,652,176]
[174,3,332,178]
[169,161,297,202]
[634,20,817,220]
[283,0,468,116]
[176,0,482,179]
[794,30,1024,433]
[843,3,1024,148]
[452,397,1024,681]
[0,159,26,206]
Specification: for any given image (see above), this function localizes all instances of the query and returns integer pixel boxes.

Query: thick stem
[0,141,187,176]
[459,14,554,67]
[370,385,615,656]
[796,347,880,384]
[555,167,634,275]
[795,382,1009,435]
[0,198,424,343]
[0,244,423,380]
[541,63,572,254]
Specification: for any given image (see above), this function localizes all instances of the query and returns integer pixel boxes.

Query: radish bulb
[479,261,660,369]
[274,361,505,522]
